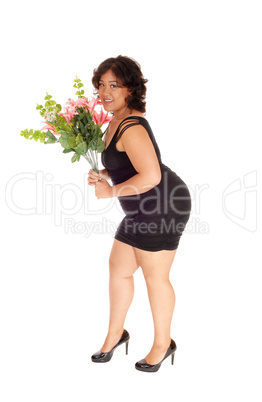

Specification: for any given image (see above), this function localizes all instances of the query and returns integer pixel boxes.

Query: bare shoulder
[121,122,149,143]
[119,121,154,154]
[115,113,147,151]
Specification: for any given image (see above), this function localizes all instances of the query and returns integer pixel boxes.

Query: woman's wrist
[99,168,110,180]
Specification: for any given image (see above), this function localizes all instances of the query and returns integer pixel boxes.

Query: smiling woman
[97,70,131,119]
[88,55,192,373]
[92,56,148,113]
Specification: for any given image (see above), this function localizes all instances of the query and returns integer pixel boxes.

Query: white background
[1,0,261,400]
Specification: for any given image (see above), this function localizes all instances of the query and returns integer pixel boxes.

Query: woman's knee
[109,254,139,278]
[142,266,170,285]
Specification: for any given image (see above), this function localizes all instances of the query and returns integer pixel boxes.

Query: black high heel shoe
[135,339,177,372]
[91,329,130,363]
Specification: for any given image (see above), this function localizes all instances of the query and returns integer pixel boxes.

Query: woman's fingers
[89,168,99,177]
[88,169,102,186]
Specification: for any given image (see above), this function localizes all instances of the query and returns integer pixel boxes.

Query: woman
[88,55,191,372]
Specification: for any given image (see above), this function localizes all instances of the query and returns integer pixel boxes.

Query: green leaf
[74,141,87,155]
[71,152,80,162]
[44,92,52,100]
[59,134,69,149]
[59,132,75,149]
[96,138,105,153]
[79,121,85,135]
[39,132,47,143]
[32,130,43,141]
[20,129,30,139]
[76,134,83,146]
[57,129,72,136]
[63,148,73,153]
[73,126,79,135]
[45,130,57,144]
[21,128,49,143]
[45,100,56,107]
[67,136,77,148]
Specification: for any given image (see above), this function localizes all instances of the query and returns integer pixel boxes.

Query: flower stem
[84,150,98,173]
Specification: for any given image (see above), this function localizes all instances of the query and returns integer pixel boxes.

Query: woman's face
[98,69,131,116]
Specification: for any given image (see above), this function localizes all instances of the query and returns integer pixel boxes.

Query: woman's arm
[90,124,161,199]
[99,168,111,180]
[111,124,162,197]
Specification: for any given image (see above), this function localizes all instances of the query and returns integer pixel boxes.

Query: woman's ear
[127,88,132,101]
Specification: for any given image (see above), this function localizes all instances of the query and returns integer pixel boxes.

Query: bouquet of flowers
[20,76,112,172]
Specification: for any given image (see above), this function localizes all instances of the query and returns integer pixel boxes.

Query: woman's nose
[100,85,111,96]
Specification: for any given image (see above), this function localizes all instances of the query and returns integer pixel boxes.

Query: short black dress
[101,116,191,251]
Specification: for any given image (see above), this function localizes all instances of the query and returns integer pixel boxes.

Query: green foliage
[58,132,74,149]
[45,130,58,144]
[35,93,61,120]
[56,114,71,132]
[74,75,85,98]
[74,141,88,155]
[71,152,80,163]
[63,148,73,154]
[20,76,107,169]
[20,129,47,143]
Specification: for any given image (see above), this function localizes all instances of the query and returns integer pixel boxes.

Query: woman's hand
[95,178,114,199]
[88,169,102,186]
[88,169,110,186]
[88,169,113,198]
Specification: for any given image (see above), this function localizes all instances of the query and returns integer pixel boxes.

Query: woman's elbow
[153,171,162,186]
[147,170,162,187]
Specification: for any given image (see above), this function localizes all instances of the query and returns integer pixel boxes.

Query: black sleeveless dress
[101,116,191,251]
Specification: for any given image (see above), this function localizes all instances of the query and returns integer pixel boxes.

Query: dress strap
[115,116,142,142]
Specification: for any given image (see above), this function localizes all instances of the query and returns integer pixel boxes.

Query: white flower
[44,110,57,123]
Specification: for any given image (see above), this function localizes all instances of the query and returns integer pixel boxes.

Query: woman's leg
[133,247,177,364]
[100,239,140,352]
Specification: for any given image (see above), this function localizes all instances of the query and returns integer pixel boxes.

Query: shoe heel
[171,352,175,365]
[125,340,129,355]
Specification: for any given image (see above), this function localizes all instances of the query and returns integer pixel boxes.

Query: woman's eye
[98,83,118,89]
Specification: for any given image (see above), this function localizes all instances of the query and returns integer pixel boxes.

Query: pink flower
[58,106,78,124]
[87,97,101,112]
[76,97,89,108]
[66,99,76,107]
[92,110,112,126]
[66,97,92,110]
[40,122,57,135]
[66,97,89,109]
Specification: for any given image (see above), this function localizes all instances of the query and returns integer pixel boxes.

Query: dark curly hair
[92,55,148,113]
